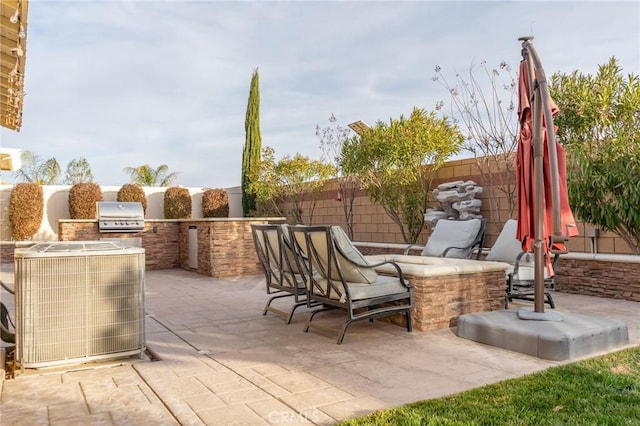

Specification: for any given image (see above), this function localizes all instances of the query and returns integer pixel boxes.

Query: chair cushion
[486,219,521,262]
[315,275,409,302]
[291,226,378,284]
[421,219,481,258]
[330,226,378,284]
[485,220,552,280]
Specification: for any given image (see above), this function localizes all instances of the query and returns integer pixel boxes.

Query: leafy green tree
[316,113,359,238]
[242,68,262,216]
[123,164,178,187]
[14,150,61,185]
[249,147,335,224]
[341,107,464,243]
[63,157,94,184]
[551,58,640,254]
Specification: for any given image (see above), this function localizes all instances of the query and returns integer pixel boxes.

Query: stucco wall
[0,185,242,242]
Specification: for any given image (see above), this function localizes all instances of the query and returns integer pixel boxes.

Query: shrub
[202,188,229,218]
[164,187,191,219]
[68,182,103,219]
[117,184,147,215]
[9,183,43,241]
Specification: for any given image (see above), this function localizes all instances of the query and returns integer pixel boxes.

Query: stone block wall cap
[561,252,640,264]
[365,254,510,277]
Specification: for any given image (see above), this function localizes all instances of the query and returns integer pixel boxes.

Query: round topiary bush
[117,183,147,215]
[202,188,229,218]
[9,182,44,241]
[163,187,191,219]
[68,182,103,219]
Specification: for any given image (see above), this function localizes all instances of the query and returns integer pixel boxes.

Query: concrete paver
[1,268,638,425]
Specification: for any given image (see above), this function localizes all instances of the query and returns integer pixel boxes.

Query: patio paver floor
[1,268,638,425]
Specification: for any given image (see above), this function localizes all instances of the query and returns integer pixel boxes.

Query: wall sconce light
[335,190,342,202]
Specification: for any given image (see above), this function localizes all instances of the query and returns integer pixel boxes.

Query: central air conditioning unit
[14,241,145,369]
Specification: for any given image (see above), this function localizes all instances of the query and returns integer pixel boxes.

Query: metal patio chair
[251,223,315,324]
[288,225,413,344]
[1,279,15,345]
[404,218,487,259]
[485,219,557,308]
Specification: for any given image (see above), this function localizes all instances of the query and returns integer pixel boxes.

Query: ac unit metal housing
[14,241,145,368]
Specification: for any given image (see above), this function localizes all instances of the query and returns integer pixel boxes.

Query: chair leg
[303,306,334,332]
[545,292,556,309]
[337,318,356,345]
[405,309,412,332]
[285,300,309,325]
[263,293,293,316]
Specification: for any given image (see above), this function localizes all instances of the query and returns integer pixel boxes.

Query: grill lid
[97,201,145,233]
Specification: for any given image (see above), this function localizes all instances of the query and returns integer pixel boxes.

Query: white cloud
[2,0,638,188]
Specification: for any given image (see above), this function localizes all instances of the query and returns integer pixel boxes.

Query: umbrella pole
[532,83,546,314]
[522,44,546,314]
[518,36,563,321]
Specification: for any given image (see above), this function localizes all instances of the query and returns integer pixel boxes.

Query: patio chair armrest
[1,279,14,295]
[512,250,532,275]
[364,259,412,289]
[403,244,424,255]
[442,244,470,257]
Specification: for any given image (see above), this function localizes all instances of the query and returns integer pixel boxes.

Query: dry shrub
[202,188,229,218]
[9,183,43,240]
[164,187,191,219]
[68,182,103,219]
[117,184,147,215]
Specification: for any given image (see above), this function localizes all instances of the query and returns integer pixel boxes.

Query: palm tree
[14,150,61,185]
[122,164,179,187]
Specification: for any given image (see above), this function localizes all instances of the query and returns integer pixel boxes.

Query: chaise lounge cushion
[422,218,482,258]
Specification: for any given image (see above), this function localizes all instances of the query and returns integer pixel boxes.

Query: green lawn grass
[339,346,640,426]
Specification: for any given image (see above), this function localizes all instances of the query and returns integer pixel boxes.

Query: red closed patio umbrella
[515,36,579,315]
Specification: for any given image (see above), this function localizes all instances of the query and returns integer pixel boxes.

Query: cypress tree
[241,68,262,216]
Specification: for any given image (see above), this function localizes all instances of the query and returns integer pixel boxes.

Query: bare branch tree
[433,60,518,224]
[316,114,359,239]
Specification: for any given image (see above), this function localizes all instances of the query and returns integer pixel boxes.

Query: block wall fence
[0,156,634,255]
[285,157,634,255]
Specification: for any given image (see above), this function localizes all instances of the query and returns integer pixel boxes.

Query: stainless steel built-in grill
[97,201,145,233]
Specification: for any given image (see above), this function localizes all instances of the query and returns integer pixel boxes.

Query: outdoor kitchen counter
[365,254,511,331]
[58,217,285,276]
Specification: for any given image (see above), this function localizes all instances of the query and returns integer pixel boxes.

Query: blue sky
[2,0,638,188]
